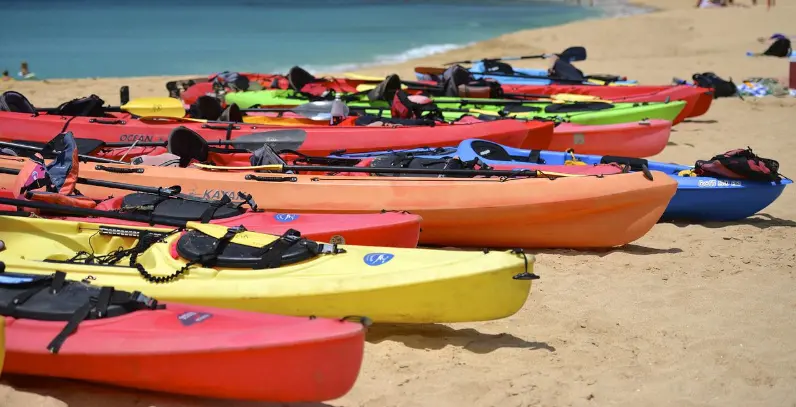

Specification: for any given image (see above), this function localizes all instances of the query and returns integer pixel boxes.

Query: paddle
[36,97,187,119]
[0,140,126,165]
[0,195,190,229]
[191,162,592,179]
[0,166,185,198]
[415,65,603,86]
[97,129,308,152]
[444,46,587,66]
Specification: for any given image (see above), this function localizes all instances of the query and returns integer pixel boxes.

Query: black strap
[47,300,92,353]
[526,150,542,164]
[200,194,232,223]
[253,229,303,268]
[197,226,247,267]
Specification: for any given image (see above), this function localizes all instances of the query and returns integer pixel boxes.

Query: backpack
[692,72,738,98]
[695,147,781,182]
[763,37,792,58]
[53,94,106,117]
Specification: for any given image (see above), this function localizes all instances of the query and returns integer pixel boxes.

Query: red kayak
[0,110,542,155]
[0,268,367,402]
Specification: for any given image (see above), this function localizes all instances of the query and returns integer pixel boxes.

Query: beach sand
[2,1,796,406]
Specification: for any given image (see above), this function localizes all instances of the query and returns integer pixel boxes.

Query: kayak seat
[600,156,649,172]
[368,153,478,178]
[0,91,36,114]
[175,229,327,269]
[482,60,515,75]
[188,96,223,121]
[120,193,245,221]
[287,66,317,92]
[219,103,243,122]
[0,265,162,353]
[544,102,614,114]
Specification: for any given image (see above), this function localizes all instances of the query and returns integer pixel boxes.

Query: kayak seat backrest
[549,59,586,82]
[0,91,36,114]
[366,74,402,102]
[286,66,317,92]
[120,193,245,221]
[482,60,514,75]
[354,114,436,127]
[544,102,614,114]
[188,96,224,121]
[175,229,321,269]
[167,126,209,167]
[218,103,243,122]
[470,140,514,162]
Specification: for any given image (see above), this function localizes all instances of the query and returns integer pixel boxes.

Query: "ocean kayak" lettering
[200,189,238,201]
[119,134,155,142]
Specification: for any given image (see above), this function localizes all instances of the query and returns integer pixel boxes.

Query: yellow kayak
[0,215,537,323]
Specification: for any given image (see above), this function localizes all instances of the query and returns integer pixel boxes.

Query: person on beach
[1,70,13,82]
[748,34,792,57]
[695,0,727,8]
[17,61,36,80]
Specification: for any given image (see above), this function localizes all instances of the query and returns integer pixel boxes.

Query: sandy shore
[3,1,796,406]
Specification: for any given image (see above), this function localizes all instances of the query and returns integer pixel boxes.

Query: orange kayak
[0,156,677,249]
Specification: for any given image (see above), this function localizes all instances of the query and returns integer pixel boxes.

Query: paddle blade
[230,129,308,151]
[121,97,186,118]
[558,46,587,62]
[291,101,350,121]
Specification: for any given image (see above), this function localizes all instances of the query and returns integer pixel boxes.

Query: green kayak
[225,89,686,125]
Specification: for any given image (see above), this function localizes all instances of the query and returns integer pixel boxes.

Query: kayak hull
[548,120,671,157]
[3,302,365,402]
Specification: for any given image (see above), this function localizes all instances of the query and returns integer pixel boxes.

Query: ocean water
[0,0,608,79]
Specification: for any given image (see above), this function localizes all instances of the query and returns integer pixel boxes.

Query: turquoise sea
[0,0,624,79]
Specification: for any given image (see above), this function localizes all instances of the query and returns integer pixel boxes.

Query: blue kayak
[415,61,638,86]
[334,139,790,222]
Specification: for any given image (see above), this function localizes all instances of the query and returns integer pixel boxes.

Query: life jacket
[390,90,443,121]
[13,132,96,209]
[441,65,503,98]
[695,148,782,182]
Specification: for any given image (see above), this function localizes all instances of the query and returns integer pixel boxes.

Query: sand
[2,1,796,406]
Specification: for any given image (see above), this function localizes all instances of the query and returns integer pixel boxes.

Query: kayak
[241,114,673,158]
[224,89,688,125]
[0,154,678,249]
[497,84,714,122]
[414,62,638,86]
[0,214,536,323]
[0,94,546,155]
[0,267,366,401]
[336,139,790,222]
[0,315,4,375]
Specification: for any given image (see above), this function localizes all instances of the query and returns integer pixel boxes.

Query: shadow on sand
[366,323,555,354]
[683,119,718,124]
[535,244,683,258]
[1,375,332,407]
[665,213,796,229]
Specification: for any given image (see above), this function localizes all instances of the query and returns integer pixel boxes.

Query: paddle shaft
[0,166,180,197]
[265,164,551,178]
[0,140,126,165]
[0,196,188,228]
